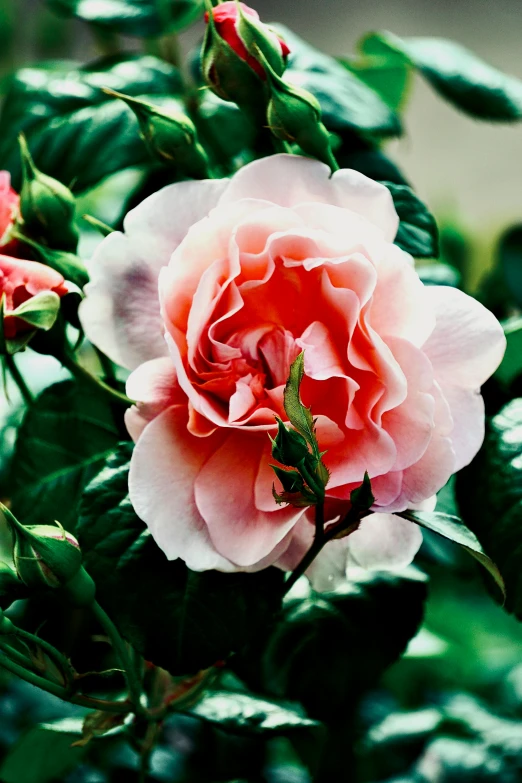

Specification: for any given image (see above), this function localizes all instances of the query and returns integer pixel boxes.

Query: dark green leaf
[343,32,412,111]
[336,146,409,186]
[47,0,204,36]
[271,26,401,138]
[495,318,522,386]
[417,262,461,288]
[457,399,522,619]
[366,33,522,121]
[77,445,285,674]
[9,380,120,533]
[0,720,85,783]
[0,55,184,191]
[500,225,522,308]
[400,511,505,599]
[383,182,439,258]
[262,567,427,719]
[185,690,321,737]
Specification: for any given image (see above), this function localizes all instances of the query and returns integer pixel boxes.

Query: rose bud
[263,59,338,173]
[202,1,290,114]
[103,89,210,179]
[18,135,79,253]
[270,417,310,468]
[2,505,96,606]
[0,254,67,354]
[0,171,20,255]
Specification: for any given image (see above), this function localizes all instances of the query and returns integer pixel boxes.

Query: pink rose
[0,171,20,255]
[1,254,68,340]
[204,1,290,80]
[79,155,505,574]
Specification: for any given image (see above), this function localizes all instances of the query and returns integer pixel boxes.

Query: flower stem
[0,643,130,713]
[4,354,33,405]
[11,626,76,692]
[60,351,133,406]
[92,601,145,717]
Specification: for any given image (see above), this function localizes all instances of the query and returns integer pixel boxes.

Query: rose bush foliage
[79,154,505,576]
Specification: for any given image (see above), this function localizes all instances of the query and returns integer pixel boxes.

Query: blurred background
[1,0,521,288]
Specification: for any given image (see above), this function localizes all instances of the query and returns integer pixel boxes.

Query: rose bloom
[205,1,290,79]
[80,155,505,576]
[1,254,68,339]
[0,171,20,255]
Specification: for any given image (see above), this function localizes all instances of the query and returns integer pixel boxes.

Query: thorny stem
[92,601,145,718]
[0,644,131,713]
[60,350,133,406]
[283,505,370,595]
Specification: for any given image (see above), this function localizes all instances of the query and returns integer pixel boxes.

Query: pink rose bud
[205,1,290,80]
[0,171,20,256]
[0,254,67,351]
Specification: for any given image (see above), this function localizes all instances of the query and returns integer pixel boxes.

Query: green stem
[284,500,326,595]
[299,461,324,501]
[12,626,76,691]
[4,354,34,405]
[61,351,133,406]
[92,601,145,717]
[0,645,130,713]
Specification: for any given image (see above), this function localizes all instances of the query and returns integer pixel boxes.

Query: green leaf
[365,32,522,121]
[0,55,185,191]
[77,444,285,674]
[399,511,505,600]
[271,26,402,138]
[456,399,522,619]
[382,182,439,259]
[416,262,461,288]
[343,32,412,112]
[262,567,427,719]
[336,146,409,186]
[185,690,321,737]
[9,379,120,533]
[495,317,522,386]
[499,225,522,308]
[0,720,85,783]
[47,0,204,36]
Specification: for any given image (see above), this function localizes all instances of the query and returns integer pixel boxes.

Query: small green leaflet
[399,510,505,600]
[283,352,318,456]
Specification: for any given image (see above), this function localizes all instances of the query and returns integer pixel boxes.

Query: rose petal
[345,513,423,570]
[219,154,399,240]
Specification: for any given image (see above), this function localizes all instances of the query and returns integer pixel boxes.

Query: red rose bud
[18,135,79,253]
[0,172,20,255]
[0,255,67,353]
[206,2,289,80]
[202,1,289,113]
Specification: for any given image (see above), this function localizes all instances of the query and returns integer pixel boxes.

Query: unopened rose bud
[261,54,338,173]
[270,418,310,468]
[202,1,289,116]
[103,89,210,179]
[18,135,79,253]
[0,255,67,354]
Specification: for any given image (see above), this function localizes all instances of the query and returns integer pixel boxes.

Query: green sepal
[103,88,210,178]
[350,472,375,514]
[14,231,89,289]
[235,3,286,77]
[11,291,61,331]
[18,135,79,253]
[272,465,305,493]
